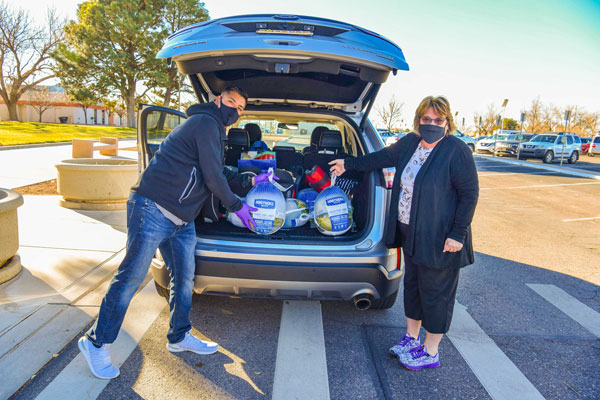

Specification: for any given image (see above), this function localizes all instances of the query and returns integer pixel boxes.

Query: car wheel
[543,151,554,163]
[369,290,398,310]
[568,151,579,164]
[468,144,474,153]
[154,280,170,300]
[588,153,595,157]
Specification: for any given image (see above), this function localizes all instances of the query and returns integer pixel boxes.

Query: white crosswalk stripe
[447,302,545,400]
[35,279,166,400]
[272,300,330,400]
[527,283,600,338]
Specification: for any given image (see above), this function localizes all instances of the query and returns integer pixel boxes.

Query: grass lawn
[0,122,136,145]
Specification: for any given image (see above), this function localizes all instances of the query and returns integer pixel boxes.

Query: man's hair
[413,96,456,136]
[221,86,248,103]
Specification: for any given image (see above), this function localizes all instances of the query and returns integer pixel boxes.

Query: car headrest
[245,123,262,143]
[319,130,343,151]
[227,128,249,147]
[273,145,296,152]
[310,126,329,146]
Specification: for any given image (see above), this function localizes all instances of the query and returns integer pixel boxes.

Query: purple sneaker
[389,334,420,358]
[399,345,440,370]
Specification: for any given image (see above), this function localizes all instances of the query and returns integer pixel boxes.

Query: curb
[474,154,600,180]
[0,254,22,285]
[0,141,72,151]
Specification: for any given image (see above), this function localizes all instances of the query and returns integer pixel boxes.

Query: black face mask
[419,124,446,144]
[219,102,239,126]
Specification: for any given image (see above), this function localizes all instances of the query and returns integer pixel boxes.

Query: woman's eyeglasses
[420,117,446,126]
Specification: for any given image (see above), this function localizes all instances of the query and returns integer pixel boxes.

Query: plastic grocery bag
[313,186,353,236]
[283,198,310,228]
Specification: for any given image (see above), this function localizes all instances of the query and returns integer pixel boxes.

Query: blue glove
[254,171,280,185]
[234,202,258,230]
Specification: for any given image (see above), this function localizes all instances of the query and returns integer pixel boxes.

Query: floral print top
[398,143,434,224]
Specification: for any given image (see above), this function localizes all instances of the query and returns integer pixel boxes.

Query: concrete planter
[0,188,23,283]
[56,158,138,210]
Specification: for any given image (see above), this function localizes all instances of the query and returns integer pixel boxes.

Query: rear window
[594,137,600,143]
[237,118,338,151]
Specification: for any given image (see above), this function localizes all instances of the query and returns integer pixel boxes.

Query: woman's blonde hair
[413,96,456,136]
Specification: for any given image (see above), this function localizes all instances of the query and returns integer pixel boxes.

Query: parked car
[377,129,398,146]
[518,133,582,163]
[580,137,592,154]
[589,136,600,156]
[493,133,534,157]
[452,130,475,152]
[138,14,410,310]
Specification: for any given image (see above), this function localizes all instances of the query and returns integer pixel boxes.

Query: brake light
[397,249,402,270]
[383,167,395,188]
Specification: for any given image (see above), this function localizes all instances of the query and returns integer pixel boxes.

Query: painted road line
[561,216,600,222]
[0,271,115,400]
[35,279,166,400]
[527,284,600,338]
[447,302,544,400]
[481,181,600,190]
[272,301,330,400]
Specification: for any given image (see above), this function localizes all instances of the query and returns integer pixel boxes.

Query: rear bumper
[151,255,402,301]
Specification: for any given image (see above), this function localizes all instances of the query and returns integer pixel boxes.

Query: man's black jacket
[345,133,479,269]
[132,103,250,223]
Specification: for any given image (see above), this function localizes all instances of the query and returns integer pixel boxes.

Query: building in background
[0,85,124,125]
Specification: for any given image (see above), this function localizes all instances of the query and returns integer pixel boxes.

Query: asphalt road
[10,157,600,400]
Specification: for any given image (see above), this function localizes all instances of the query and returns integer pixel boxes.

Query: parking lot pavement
[475,152,600,176]
[7,155,600,399]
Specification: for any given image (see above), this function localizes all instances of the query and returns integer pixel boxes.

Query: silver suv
[138,15,409,310]
[452,130,475,152]
[519,133,582,164]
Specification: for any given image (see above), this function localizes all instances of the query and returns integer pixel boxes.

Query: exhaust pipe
[353,294,373,311]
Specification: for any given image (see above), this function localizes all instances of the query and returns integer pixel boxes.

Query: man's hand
[443,238,463,252]
[253,171,279,185]
[234,202,258,230]
[328,159,346,177]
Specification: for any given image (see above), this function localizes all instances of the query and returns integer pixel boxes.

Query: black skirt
[399,223,460,334]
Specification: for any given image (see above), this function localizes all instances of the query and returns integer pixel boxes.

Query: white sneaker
[78,336,120,379]
[166,331,219,355]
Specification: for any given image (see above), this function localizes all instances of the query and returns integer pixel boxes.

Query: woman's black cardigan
[345,133,479,270]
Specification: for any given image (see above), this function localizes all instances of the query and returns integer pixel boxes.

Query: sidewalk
[0,139,137,189]
[0,141,142,398]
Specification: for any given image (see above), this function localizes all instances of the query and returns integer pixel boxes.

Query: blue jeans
[87,193,197,345]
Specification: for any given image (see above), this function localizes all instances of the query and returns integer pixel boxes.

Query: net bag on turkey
[245,182,286,235]
[313,186,353,236]
[283,198,310,228]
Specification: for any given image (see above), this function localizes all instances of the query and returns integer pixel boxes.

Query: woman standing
[329,96,479,370]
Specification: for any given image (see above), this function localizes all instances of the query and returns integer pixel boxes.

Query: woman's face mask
[419,124,446,144]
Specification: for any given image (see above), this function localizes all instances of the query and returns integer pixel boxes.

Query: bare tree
[376,96,404,131]
[473,103,498,136]
[29,87,55,122]
[0,3,64,121]
[522,97,548,133]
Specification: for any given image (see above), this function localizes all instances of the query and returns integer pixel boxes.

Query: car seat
[225,128,250,166]
[302,126,329,154]
[303,130,348,173]
[245,123,270,152]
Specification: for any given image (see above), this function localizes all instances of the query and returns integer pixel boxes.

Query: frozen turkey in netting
[245,182,286,235]
[313,186,353,236]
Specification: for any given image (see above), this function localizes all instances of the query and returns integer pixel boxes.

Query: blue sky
[8,0,600,128]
